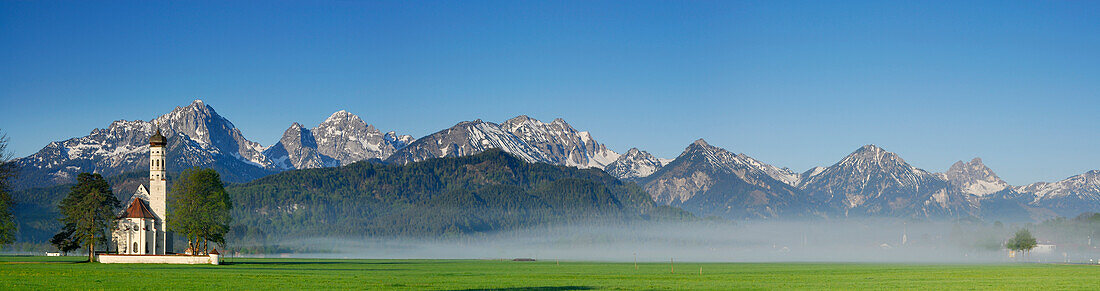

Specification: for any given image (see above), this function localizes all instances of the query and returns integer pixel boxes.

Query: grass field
[2,256,1099,290]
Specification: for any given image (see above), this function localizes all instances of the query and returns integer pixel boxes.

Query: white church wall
[98,254,220,265]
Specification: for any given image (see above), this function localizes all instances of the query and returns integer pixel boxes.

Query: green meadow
[2,256,1098,290]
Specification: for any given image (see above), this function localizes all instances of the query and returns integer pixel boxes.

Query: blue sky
[1,1,1098,185]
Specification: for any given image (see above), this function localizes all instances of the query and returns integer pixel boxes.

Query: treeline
[8,150,694,252]
[945,213,1100,254]
[10,171,151,243]
[225,149,691,249]
[1032,212,1100,249]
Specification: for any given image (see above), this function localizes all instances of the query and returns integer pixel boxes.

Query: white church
[109,127,170,255]
[100,127,220,264]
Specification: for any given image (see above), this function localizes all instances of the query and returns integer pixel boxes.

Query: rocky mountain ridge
[604,148,667,180]
[262,122,338,170]
[635,141,1100,221]
[938,158,1010,196]
[11,100,1100,222]
[12,100,276,188]
[384,116,621,169]
[797,145,973,218]
[638,139,813,219]
[12,100,415,189]
[264,111,413,170]
[1010,170,1100,217]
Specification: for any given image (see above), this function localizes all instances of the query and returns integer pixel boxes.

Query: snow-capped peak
[823,145,921,177]
[939,157,1008,196]
[1015,170,1100,200]
[499,115,619,169]
[302,110,412,166]
[798,144,972,217]
[604,147,666,180]
[323,110,360,124]
[678,139,800,186]
[12,100,276,188]
[387,116,619,169]
[151,99,271,167]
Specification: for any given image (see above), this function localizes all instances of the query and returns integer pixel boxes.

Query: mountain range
[383,115,620,169]
[263,110,414,170]
[639,139,814,219]
[10,100,1100,222]
[798,145,972,218]
[12,101,275,189]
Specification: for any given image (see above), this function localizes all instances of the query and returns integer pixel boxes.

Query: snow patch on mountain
[265,110,413,169]
[12,100,274,188]
[938,157,1009,196]
[500,115,620,169]
[386,116,619,170]
[604,148,667,180]
[680,139,800,187]
[639,139,812,219]
[309,110,414,166]
[798,145,973,217]
[1015,170,1100,201]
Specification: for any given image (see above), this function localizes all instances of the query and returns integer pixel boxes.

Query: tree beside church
[169,167,232,255]
[57,173,120,262]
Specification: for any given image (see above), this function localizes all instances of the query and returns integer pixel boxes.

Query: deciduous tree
[1006,228,1038,260]
[168,168,231,255]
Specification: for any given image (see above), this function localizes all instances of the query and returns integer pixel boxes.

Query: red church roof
[121,199,156,219]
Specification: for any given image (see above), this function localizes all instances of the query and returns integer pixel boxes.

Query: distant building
[1033,243,1056,254]
[109,127,170,255]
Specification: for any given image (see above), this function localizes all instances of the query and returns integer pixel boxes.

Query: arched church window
[133,242,138,253]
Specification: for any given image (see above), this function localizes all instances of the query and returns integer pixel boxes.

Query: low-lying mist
[231,219,1100,263]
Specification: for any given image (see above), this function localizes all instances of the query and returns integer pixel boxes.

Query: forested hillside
[11,171,150,243]
[9,150,690,251]
[225,149,690,244]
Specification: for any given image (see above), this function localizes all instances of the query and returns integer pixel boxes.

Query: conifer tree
[0,131,16,246]
[49,223,81,255]
[57,173,119,262]
[0,131,15,244]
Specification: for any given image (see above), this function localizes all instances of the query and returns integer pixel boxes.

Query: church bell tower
[149,126,169,254]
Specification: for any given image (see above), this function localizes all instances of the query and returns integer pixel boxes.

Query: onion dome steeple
[150,125,167,146]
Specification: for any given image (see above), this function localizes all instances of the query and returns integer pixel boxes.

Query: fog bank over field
[242,219,1099,263]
